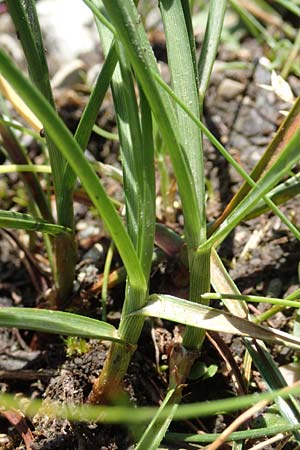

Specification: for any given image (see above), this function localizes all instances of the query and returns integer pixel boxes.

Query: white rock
[37,0,97,73]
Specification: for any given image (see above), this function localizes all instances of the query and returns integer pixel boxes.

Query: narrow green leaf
[152,71,300,243]
[134,294,300,349]
[245,172,300,220]
[180,0,198,85]
[160,0,205,240]
[135,388,178,450]
[212,97,300,231]
[95,5,155,348]
[5,0,54,104]
[160,0,209,351]
[6,0,66,193]
[0,210,71,235]
[166,422,300,444]
[92,124,119,141]
[0,307,122,342]
[97,17,143,248]
[100,0,202,251]
[0,117,44,141]
[198,0,226,105]
[182,247,211,349]
[137,88,156,280]
[62,41,118,194]
[6,0,77,301]
[201,292,300,309]
[0,49,146,291]
[0,164,51,174]
[101,241,114,322]
[202,127,300,250]
[83,0,116,34]
[274,0,300,17]
[0,384,300,424]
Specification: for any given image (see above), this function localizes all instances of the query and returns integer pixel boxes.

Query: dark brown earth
[0,23,300,450]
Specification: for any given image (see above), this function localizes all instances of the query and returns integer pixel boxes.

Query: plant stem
[89,285,146,403]
[88,1,155,403]
[6,0,76,306]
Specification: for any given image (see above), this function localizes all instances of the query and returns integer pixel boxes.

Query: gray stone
[217,78,245,100]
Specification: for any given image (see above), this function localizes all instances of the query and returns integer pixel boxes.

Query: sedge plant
[1,1,300,449]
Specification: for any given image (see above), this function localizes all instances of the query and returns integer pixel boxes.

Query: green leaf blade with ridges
[0,307,122,342]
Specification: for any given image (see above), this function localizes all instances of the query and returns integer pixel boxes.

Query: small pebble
[266,278,283,298]
[51,59,86,89]
[83,243,105,264]
[217,78,245,100]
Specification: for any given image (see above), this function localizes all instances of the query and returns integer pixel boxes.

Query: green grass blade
[203,127,300,249]
[101,241,114,321]
[6,0,65,191]
[212,98,300,231]
[5,0,77,302]
[245,172,300,220]
[1,384,300,424]
[182,248,211,349]
[274,0,300,16]
[201,292,300,309]
[137,88,156,279]
[62,41,118,193]
[166,422,300,444]
[95,4,155,308]
[197,0,226,106]
[0,307,122,342]
[153,72,300,249]
[245,339,300,436]
[0,49,146,291]
[181,0,199,86]
[0,117,44,141]
[97,25,142,248]
[83,0,116,34]
[0,164,51,174]
[255,289,300,323]
[0,210,71,235]
[160,0,205,240]
[92,124,118,141]
[96,7,155,333]
[160,0,209,351]
[100,0,202,251]
[5,0,54,104]
[135,388,178,450]
[96,6,155,279]
[134,294,300,349]
[79,3,156,403]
